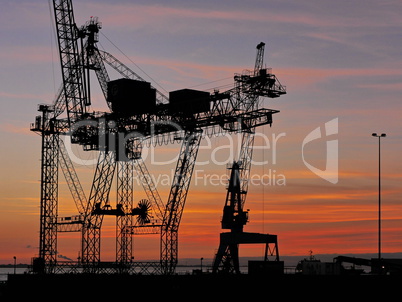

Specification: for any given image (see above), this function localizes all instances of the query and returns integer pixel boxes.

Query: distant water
[0,265,242,280]
[0,268,28,282]
[0,265,294,280]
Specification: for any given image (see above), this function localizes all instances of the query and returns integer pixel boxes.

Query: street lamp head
[372,133,386,138]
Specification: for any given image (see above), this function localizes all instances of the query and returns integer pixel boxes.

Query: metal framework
[116,161,134,267]
[212,43,281,274]
[37,106,59,273]
[30,0,286,275]
[160,130,202,274]
[53,0,87,123]
[82,150,116,270]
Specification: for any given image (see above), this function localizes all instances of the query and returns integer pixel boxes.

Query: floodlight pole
[372,133,386,262]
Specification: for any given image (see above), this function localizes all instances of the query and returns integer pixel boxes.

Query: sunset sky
[0,0,402,265]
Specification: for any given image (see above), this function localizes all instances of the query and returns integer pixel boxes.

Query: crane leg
[160,130,202,274]
[116,160,134,269]
[82,150,116,272]
[38,132,60,273]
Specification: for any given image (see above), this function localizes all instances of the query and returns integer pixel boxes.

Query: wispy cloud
[0,45,56,65]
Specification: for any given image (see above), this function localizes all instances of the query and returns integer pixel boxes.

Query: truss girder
[52,0,86,123]
[160,131,202,274]
[57,215,83,232]
[82,151,116,268]
[39,131,60,273]
[59,138,87,214]
[89,48,110,106]
[238,132,255,209]
[100,50,169,105]
[116,161,134,265]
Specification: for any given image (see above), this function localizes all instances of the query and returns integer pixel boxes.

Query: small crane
[212,43,282,274]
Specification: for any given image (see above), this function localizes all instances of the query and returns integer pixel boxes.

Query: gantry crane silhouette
[30,0,286,275]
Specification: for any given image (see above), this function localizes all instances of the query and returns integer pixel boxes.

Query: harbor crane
[212,43,280,274]
[30,0,286,275]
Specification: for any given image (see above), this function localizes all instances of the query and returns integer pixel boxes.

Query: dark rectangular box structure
[107,78,156,115]
[248,260,284,275]
[169,88,210,115]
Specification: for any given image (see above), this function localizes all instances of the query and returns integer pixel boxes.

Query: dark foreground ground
[1,273,401,300]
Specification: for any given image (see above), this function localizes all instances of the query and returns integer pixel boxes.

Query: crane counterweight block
[107,78,157,116]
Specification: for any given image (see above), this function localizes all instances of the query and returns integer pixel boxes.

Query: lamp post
[13,256,16,274]
[372,133,386,262]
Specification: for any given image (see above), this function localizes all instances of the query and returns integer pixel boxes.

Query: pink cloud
[1,45,56,65]
[0,123,31,135]
[278,67,402,89]
[84,2,402,32]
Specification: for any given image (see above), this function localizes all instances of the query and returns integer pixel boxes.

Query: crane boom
[254,42,265,75]
[52,0,88,123]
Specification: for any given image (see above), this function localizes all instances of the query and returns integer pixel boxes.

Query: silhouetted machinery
[169,89,211,115]
[212,44,282,275]
[30,0,286,275]
[107,79,157,115]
